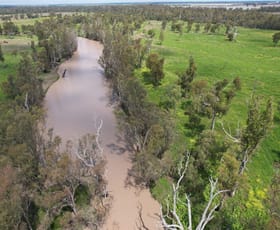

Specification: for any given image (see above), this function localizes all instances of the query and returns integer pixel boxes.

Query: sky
[0,0,275,6]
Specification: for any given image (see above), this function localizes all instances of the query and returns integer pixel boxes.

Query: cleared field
[0,36,33,52]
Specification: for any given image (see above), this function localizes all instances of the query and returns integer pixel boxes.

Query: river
[45,37,161,230]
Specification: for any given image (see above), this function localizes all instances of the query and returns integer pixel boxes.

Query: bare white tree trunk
[24,92,29,111]
[160,153,190,230]
[210,113,216,131]
[74,119,103,167]
[160,153,229,230]
[67,182,79,215]
[219,122,240,143]
[95,119,104,156]
[195,179,229,230]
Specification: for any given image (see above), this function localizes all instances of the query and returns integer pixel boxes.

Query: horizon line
[0,0,279,7]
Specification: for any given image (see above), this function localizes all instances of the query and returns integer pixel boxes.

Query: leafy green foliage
[239,96,273,171]
[159,29,164,45]
[2,53,43,108]
[272,31,280,46]
[2,21,20,36]
[146,53,165,87]
[178,56,197,97]
[0,45,4,62]
[171,21,183,35]
[147,29,156,38]
[34,19,77,71]
[266,164,280,229]
[218,152,240,191]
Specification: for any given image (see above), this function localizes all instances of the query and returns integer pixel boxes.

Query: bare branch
[219,121,240,143]
[74,118,104,168]
[176,152,191,193]
[186,195,192,230]
[160,152,190,230]
[160,152,229,230]
[196,178,229,230]
[160,205,184,230]
[95,119,104,156]
[74,150,95,168]
[142,126,153,150]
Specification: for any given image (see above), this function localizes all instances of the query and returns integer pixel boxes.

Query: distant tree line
[0,20,20,35]
[1,5,280,29]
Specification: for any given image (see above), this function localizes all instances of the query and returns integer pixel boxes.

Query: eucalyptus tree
[2,20,19,35]
[221,95,273,195]
[272,32,280,46]
[195,23,200,33]
[146,53,165,87]
[178,56,197,98]
[0,45,4,62]
[159,29,165,45]
[37,131,106,229]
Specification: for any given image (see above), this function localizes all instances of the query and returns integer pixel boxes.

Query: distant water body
[0,0,278,6]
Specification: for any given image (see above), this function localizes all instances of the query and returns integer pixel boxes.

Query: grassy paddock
[139,21,280,194]
[0,54,20,100]
[0,35,33,100]
[0,35,33,52]
[0,33,59,100]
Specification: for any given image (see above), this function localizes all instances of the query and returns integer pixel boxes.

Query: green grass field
[0,34,34,100]
[0,16,59,99]
[139,21,280,197]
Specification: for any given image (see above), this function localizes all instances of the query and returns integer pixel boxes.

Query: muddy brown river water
[45,37,161,230]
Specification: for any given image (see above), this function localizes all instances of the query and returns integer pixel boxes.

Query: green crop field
[137,21,280,203]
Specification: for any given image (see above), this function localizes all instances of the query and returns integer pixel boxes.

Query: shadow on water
[106,143,126,155]
[106,134,133,155]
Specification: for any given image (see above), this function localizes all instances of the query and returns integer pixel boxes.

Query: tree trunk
[24,92,29,111]
[231,148,249,197]
[210,113,216,131]
[69,190,77,215]
[238,149,249,175]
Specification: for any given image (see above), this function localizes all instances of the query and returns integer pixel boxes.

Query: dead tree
[74,119,104,167]
[160,152,229,230]
[74,118,108,198]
